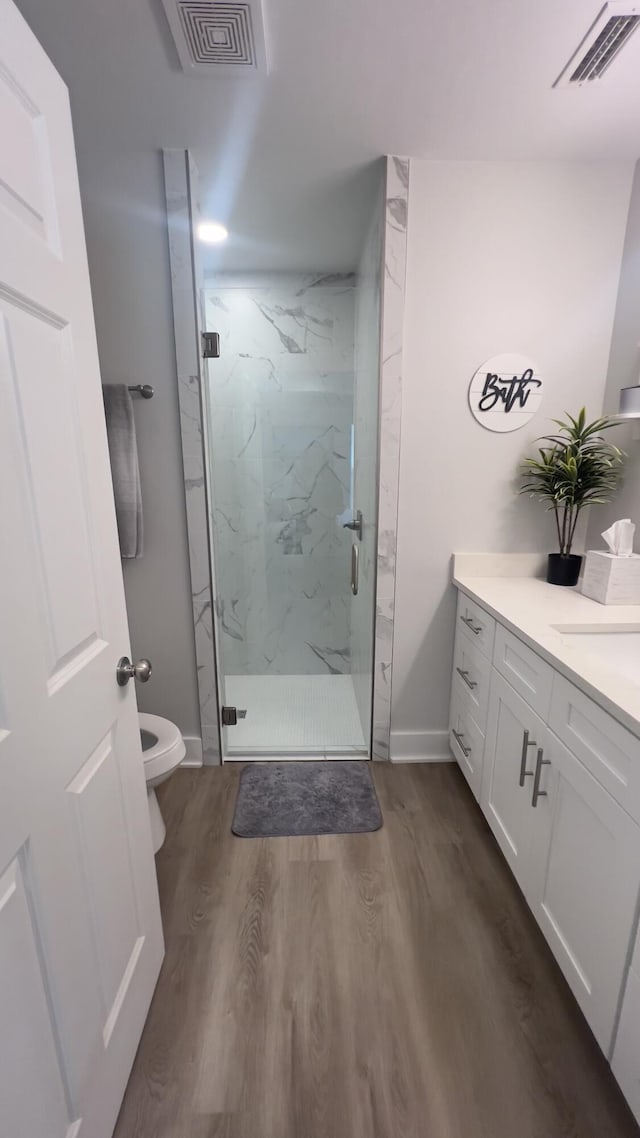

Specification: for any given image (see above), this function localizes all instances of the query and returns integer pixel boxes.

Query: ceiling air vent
[161,0,268,76]
[554,2,640,86]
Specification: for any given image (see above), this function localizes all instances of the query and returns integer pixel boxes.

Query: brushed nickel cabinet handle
[452,729,471,757]
[456,666,478,690]
[519,729,536,786]
[460,614,483,635]
[532,748,551,807]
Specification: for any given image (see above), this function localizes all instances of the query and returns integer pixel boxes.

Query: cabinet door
[481,672,546,897]
[529,731,640,1054]
[612,967,640,1123]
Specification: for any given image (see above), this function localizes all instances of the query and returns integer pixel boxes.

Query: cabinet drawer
[549,674,640,823]
[456,592,495,659]
[612,968,640,1122]
[452,631,491,729]
[449,679,485,800]
[493,624,553,720]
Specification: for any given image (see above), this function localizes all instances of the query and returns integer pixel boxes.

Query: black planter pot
[546,553,583,587]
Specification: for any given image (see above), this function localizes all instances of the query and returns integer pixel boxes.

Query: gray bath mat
[232,761,383,838]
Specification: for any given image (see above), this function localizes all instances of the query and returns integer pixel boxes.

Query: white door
[529,731,640,1054]
[481,672,545,898]
[0,4,164,1137]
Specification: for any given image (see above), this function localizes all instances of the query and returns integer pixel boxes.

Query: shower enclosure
[164,151,409,763]
[203,268,381,758]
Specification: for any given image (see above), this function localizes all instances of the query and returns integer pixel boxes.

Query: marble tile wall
[203,274,356,677]
[372,156,410,760]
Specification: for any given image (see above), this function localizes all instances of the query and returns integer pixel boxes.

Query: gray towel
[102,384,143,558]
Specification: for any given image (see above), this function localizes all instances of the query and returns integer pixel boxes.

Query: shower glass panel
[203,271,379,758]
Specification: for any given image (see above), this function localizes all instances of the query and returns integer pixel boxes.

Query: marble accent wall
[163,150,221,764]
[350,171,385,738]
[372,157,410,760]
[204,274,355,677]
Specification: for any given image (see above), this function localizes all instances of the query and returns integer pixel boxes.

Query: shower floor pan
[223,673,368,758]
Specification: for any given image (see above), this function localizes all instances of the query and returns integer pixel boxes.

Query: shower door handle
[351,543,359,595]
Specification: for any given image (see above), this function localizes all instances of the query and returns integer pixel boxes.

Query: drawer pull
[532,748,551,808]
[460,614,483,635]
[456,667,478,690]
[452,729,471,757]
[519,729,536,787]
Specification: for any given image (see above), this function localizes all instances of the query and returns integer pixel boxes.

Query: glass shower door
[203,272,378,759]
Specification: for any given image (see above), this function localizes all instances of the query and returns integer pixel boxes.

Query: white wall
[587,160,640,544]
[79,150,201,739]
[392,160,634,753]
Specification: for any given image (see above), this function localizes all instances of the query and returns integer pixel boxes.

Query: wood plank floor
[113,763,639,1138]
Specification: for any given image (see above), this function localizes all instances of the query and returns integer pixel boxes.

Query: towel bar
[128,384,154,399]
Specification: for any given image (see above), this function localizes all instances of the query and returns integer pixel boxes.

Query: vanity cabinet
[451,592,640,1092]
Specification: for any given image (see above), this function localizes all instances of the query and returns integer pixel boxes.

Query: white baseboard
[181,735,203,767]
[390,729,453,764]
[183,732,452,766]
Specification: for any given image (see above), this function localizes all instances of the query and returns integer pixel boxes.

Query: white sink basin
[552,625,640,686]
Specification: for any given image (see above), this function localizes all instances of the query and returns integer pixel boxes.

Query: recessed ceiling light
[197,221,228,244]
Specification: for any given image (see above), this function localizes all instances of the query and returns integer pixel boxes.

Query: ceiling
[15,0,640,270]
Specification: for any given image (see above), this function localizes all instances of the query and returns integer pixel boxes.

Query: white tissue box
[581,551,640,605]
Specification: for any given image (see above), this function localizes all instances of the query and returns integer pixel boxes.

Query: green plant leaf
[518,409,625,555]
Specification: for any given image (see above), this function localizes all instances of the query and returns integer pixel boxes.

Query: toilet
[139,712,186,853]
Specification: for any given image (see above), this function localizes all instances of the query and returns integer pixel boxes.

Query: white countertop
[452,554,640,740]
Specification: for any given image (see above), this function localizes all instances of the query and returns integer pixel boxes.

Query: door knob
[116,656,152,686]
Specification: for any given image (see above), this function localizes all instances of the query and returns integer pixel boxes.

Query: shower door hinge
[221,706,247,726]
[202,331,221,358]
[342,509,363,541]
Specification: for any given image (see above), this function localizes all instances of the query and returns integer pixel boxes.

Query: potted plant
[520,408,624,586]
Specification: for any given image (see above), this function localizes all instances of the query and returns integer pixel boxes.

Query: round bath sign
[468,353,543,433]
